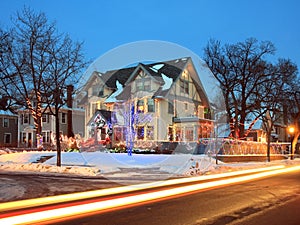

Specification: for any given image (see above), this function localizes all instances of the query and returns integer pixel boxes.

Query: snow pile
[0,163,100,176]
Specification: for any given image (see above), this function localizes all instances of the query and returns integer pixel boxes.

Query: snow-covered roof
[105,80,124,103]
[0,110,17,117]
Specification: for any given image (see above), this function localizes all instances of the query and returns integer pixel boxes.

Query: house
[76,57,215,149]
[18,107,85,149]
[0,110,18,147]
[18,87,85,149]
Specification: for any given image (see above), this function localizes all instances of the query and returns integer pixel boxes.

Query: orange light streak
[0,165,284,212]
[1,165,300,224]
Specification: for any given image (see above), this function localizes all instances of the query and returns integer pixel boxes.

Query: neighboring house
[18,107,85,148]
[76,57,214,147]
[245,115,288,142]
[18,87,85,149]
[0,110,18,147]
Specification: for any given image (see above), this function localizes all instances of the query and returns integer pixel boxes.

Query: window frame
[3,118,9,128]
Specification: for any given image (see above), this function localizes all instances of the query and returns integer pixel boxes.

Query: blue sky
[1,0,300,71]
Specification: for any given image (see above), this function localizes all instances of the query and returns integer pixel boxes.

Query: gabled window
[180,79,189,94]
[136,78,151,91]
[3,118,9,128]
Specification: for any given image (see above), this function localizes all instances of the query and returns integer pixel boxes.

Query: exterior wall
[0,115,18,147]
[72,110,85,138]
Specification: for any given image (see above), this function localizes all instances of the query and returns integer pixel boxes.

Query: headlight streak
[1,165,300,225]
[0,165,284,212]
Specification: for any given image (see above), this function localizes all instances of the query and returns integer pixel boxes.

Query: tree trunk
[267,134,271,162]
[55,111,61,166]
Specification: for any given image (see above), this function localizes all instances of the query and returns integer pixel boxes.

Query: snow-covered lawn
[0,150,216,177]
[1,149,300,177]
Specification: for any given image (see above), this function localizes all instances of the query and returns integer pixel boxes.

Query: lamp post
[288,126,295,160]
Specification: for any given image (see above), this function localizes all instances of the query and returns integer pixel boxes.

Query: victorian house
[76,57,214,148]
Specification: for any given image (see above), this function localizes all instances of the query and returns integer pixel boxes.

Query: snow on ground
[1,149,300,178]
[0,150,216,177]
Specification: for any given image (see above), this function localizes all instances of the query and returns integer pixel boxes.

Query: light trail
[0,165,284,212]
[1,165,300,225]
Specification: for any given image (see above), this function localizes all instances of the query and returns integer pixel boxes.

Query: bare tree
[42,35,88,166]
[0,7,88,166]
[0,7,56,147]
[282,68,300,159]
[203,38,296,139]
[253,59,298,161]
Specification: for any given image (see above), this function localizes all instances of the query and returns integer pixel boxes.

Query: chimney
[67,85,74,137]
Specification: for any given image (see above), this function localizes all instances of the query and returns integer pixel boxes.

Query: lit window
[147,126,154,140]
[185,127,193,141]
[137,100,144,113]
[137,126,144,140]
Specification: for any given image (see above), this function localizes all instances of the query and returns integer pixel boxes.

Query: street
[1,166,300,224]
[55,168,300,225]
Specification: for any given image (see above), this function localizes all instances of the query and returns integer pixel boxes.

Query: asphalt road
[54,169,300,225]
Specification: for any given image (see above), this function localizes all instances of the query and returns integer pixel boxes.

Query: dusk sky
[1,0,300,73]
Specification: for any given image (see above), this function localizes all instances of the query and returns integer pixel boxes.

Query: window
[168,126,173,141]
[4,133,11,144]
[23,113,29,124]
[168,102,174,114]
[42,114,49,123]
[98,86,104,97]
[144,80,151,91]
[92,85,99,96]
[180,79,189,94]
[42,131,50,143]
[185,127,194,141]
[3,118,9,128]
[147,126,154,140]
[136,80,143,91]
[136,78,151,91]
[184,103,188,110]
[147,98,155,112]
[137,99,144,113]
[61,113,66,124]
[21,132,26,144]
[137,126,144,140]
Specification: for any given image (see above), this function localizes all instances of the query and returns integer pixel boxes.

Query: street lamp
[288,126,295,160]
